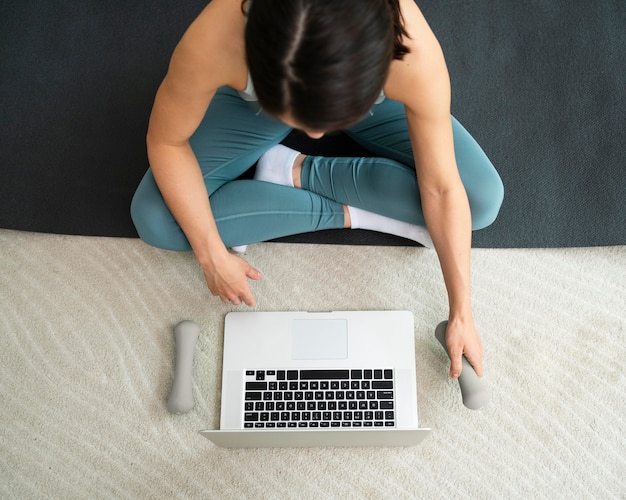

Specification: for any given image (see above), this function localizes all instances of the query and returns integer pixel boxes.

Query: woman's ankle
[293,154,305,188]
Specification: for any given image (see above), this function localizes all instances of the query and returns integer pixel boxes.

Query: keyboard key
[245,392,262,400]
[372,381,393,389]
[377,391,394,399]
[351,369,362,379]
[246,382,267,390]
[287,370,298,380]
[300,370,349,380]
[384,369,393,379]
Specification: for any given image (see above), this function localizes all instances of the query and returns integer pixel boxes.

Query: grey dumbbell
[435,321,490,410]
[167,320,200,414]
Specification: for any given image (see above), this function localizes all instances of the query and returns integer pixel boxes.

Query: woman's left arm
[386,0,483,378]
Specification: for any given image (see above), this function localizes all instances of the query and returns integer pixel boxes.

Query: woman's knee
[130,172,191,251]
[468,168,504,230]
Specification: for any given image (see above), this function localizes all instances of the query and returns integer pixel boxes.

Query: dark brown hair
[244,0,409,131]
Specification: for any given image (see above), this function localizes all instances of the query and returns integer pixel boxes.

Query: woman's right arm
[146,1,261,306]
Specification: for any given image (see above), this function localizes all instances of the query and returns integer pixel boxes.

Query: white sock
[254,144,300,187]
[230,245,248,254]
[347,206,434,248]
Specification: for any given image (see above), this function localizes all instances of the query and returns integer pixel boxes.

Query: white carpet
[1,228,625,499]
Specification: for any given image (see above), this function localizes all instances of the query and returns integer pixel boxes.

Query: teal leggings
[131,87,503,250]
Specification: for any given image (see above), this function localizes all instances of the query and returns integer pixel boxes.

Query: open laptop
[200,310,431,448]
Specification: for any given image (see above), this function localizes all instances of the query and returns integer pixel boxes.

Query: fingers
[448,343,463,379]
[246,266,263,281]
[208,258,261,308]
[465,350,484,378]
[448,342,485,379]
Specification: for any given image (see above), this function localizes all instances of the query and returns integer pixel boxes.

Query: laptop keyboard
[243,369,395,429]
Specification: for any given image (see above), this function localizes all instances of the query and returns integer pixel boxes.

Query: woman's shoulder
[171,0,248,91]
[385,0,449,107]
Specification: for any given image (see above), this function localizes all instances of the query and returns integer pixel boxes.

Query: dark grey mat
[1,1,624,247]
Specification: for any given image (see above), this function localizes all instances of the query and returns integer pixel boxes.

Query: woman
[131,0,504,379]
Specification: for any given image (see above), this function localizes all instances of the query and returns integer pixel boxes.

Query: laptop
[200,310,431,448]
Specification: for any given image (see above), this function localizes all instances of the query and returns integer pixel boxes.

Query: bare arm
[386,0,483,378]
[146,0,261,306]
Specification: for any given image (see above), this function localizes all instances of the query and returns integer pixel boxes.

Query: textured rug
[1,229,625,498]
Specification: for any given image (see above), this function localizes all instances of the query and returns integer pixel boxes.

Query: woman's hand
[445,317,484,379]
[201,251,262,307]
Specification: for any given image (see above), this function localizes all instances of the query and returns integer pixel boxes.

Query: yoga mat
[1,0,624,247]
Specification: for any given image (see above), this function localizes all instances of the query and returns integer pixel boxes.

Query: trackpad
[292,319,348,360]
